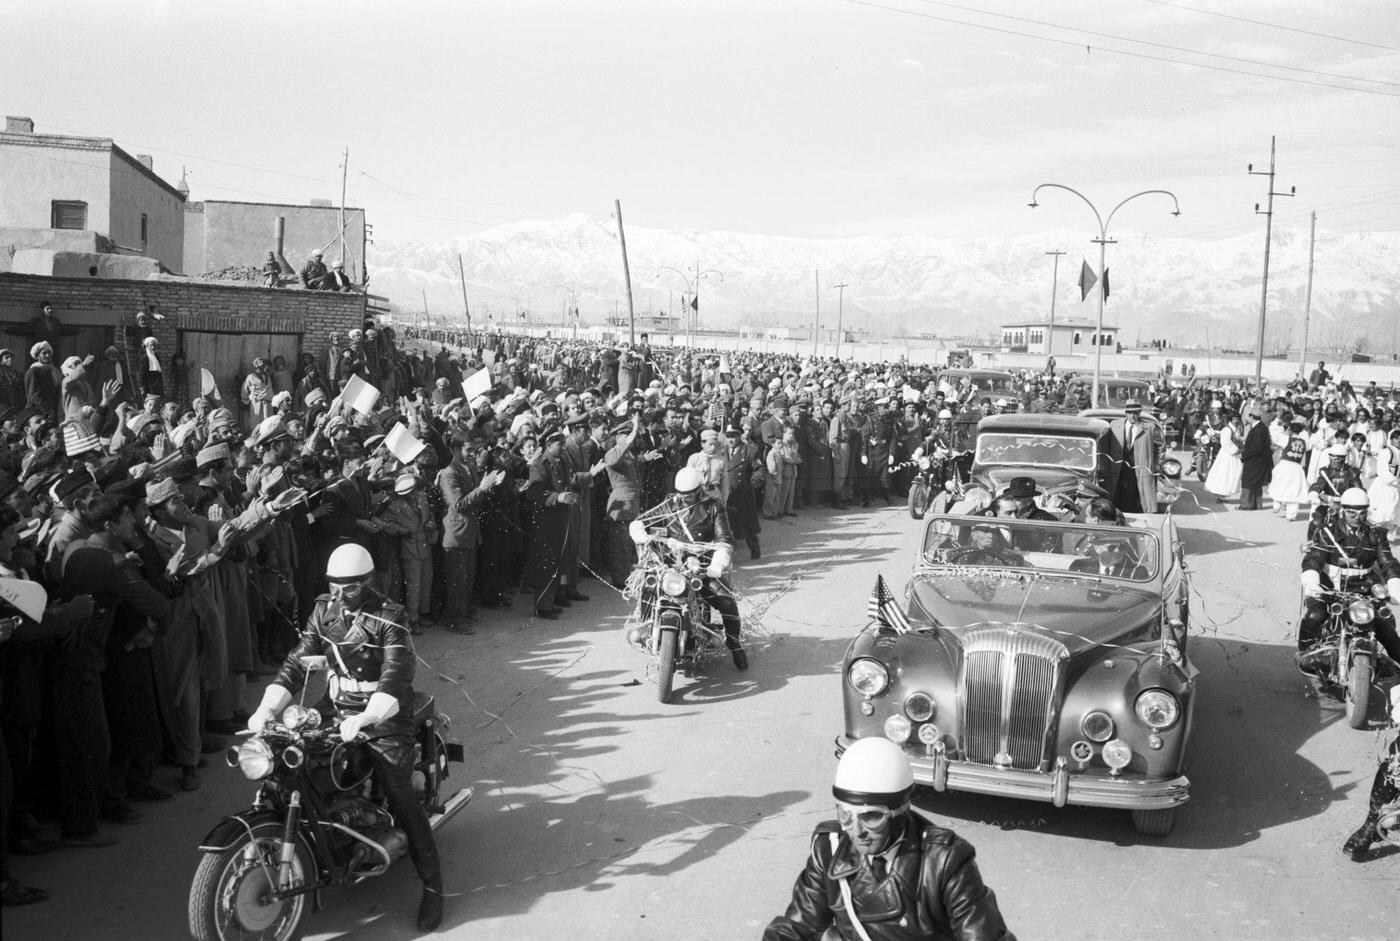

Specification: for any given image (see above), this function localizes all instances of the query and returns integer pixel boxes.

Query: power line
[911,0,1400,89]
[838,0,1400,98]
[1138,0,1400,54]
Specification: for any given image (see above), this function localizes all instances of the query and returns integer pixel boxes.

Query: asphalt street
[7,474,1398,941]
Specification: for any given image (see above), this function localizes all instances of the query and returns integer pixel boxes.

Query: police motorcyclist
[1309,443,1362,534]
[1297,488,1400,679]
[629,467,748,670]
[763,737,1015,941]
[247,544,444,931]
[1341,691,1400,862]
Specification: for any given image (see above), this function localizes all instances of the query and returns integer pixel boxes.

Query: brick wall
[0,271,366,379]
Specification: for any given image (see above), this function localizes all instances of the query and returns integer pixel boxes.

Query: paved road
[8,477,1397,940]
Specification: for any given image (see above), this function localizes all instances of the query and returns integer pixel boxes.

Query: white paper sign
[342,375,381,416]
[461,369,492,402]
[385,422,426,464]
[0,577,47,622]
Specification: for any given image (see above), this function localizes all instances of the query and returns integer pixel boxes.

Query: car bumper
[836,736,1191,811]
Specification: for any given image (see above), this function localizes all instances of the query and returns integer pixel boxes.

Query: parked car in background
[839,513,1195,836]
[960,413,1117,517]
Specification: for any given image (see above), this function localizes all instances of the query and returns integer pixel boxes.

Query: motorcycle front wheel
[907,481,932,519]
[656,630,678,704]
[189,828,313,941]
[1346,655,1374,730]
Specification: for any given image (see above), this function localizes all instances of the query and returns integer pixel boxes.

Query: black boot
[417,885,444,931]
[1343,819,1377,862]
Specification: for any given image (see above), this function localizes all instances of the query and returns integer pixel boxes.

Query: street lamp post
[657,261,723,347]
[1029,184,1180,404]
[833,282,849,359]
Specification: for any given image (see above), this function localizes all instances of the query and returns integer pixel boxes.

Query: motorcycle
[629,535,730,703]
[188,656,470,941]
[906,450,972,520]
[1297,584,1390,729]
[1192,426,1220,482]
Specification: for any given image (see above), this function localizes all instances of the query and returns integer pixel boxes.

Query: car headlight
[884,714,912,742]
[903,692,936,722]
[1101,739,1133,772]
[847,658,890,697]
[1349,600,1376,625]
[235,737,276,781]
[1134,689,1180,730]
[1081,711,1115,743]
[1160,458,1182,479]
[660,570,688,597]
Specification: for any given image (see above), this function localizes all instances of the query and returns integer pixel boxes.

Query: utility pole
[1299,210,1316,380]
[1044,249,1065,357]
[457,254,472,342]
[1249,135,1295,383]
[420,289,429,330]
[813,269,820,357]
[339,147,348,274]
[615,199,636,346]
[833,282,849,359]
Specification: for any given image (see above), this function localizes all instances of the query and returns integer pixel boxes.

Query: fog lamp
[1101,739,1132,773]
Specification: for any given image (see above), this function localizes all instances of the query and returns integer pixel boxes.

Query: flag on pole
[867,575,912,634]
[1078,260,1097,302]
[461,368,492,401]
[384,422,426,464]
[1102,267,1110,302]
[690,295,699,311]
[342,374,380,415]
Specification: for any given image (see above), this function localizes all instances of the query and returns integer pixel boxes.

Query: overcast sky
[5,0,1398,245]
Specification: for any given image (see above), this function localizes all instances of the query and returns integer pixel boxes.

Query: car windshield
[920,516,1160,582]
[974,433,1096,472]
[1102,383,1149,409]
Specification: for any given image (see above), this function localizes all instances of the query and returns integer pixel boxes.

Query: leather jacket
[274,590,416,736]
[764,819,1015,941]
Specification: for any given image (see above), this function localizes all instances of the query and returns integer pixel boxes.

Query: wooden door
[178,331,301,428]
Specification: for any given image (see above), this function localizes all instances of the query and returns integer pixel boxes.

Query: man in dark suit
[436,433,505,634]
[1109,400,1164,514]
[1238,406,1274,510]
[1070,534,1149,579]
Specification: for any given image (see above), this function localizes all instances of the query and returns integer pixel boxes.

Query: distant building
[999,317,1118,357]
[0,115,187,272]
[184,199,368,283]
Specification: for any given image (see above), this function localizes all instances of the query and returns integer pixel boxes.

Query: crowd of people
[4,295,1400,911]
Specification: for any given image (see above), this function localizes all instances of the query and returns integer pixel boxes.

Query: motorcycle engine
[323,794,379,829]
[347,824,409,874]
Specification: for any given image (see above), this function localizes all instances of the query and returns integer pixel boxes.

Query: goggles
[836,802,902,830]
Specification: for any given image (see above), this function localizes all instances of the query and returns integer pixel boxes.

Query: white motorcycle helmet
[1339,488,1370,510]
[832,738,914,808]
[674,467,703,494]
[937,409,954,420]
[326,543,374,583]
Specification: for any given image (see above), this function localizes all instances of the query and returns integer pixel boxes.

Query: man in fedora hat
[1110,399,1163,515]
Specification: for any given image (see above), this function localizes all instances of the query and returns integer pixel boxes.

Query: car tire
[1131,808,1175,836]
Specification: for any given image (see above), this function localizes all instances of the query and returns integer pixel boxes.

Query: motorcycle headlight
[1134,689,1180,730]
[1160,458,1182,479]
[918,457,931,470]
[660,570,688,597]
[1350,600,1376,625]
[847,658,890,697]
[281,704,318,731]
[943,480,956,492]
[236,737,276,781]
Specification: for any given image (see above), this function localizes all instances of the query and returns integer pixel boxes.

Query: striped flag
[867,575,912,634]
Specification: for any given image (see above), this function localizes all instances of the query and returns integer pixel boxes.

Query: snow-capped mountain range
[368,214,1400,350]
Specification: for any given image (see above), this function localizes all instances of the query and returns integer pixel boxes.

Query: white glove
[1301,569,1323,600]
[248,708,277,733]
[339,714,369,742]
[1390,685,1400,725]
[706,563,724,580]
[629,520,649,546]
[1388,577,1400,606]
[250,684,293,731]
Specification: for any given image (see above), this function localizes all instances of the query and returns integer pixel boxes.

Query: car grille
[958,625,1069,771]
